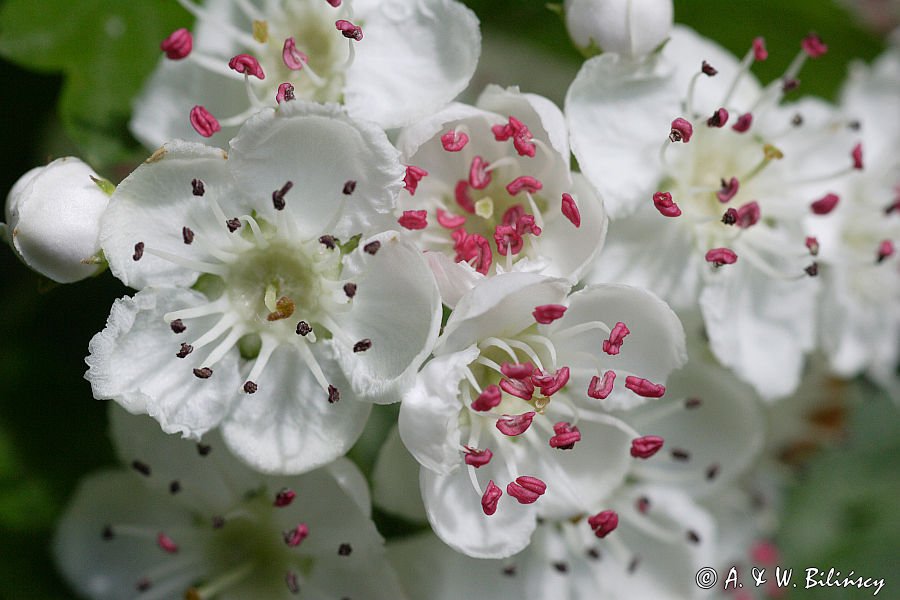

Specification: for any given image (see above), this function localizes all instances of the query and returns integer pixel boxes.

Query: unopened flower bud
[564,0,674,58]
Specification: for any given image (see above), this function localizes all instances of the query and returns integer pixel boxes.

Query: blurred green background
[0,0,896,597]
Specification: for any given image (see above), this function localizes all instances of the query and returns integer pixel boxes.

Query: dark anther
[243,381,258,394]
[848,120,861,131]
[343,180,357,195]
[687,530,701,544]
[182,227,194,245]
[131,460,151,476]
[226,218,241,232]
[353,339,372,353]
[628,556,640,574]
[132,242,145,261]
[338,542,352,556]
[701,60,717,76]
[328,384,341,404]
[191,179,205,196]
[285,571,300,594]
[170,319,186,334]
[502,565,517,577]
[176,343,193,358]
[318,235,337,250]
[212,515,225,529]
[363,240,381,255]
[272,181,294,210]
[721,208,737,225]
[636,496,650,514]
[343,283,357,298]
[684,397,702,409]
[707,110,724,127]
[102,525,114,540]
[586,548,601,560]
[706,463,720,480]
[169,480,181,494]
[782,77,800,92]
[553,562,569,574]
[136,578,152,592]
[805,262,819,277]
[671,448,691,461]
[296,321,312,336]
[193,367,213,379]
[791,113,804,127]
[197,443,212,456]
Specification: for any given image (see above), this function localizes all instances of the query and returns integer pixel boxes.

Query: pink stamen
[274,488,296,507]
[705,247,738,266]
[499,377,534,401]
[283,523,309,547]
[398,209,428,230]
[493,116,536,157]
[602,322,630,356]
[532,366,570,396]
[441,130,469,152]
[494,225,524,256]
[722,208,738,225]
[157,532,179,554]
[471,384,502,412]
[587,370,616,400]
[403,165,428,195]
[501,362,535,379]
[630,435,664,459]
[326,0,342,6]
[452,230,492,274]
[805,236,820,256]
[588,510,618,538]
[810,193,839,215]
[549,421,581,449]
[624,376,666,398]
[501,204,525,227]
[496,412,536,436]
[732,113,753,133]
[437,208,466,229]
[669,118,693,143]
[160,28,192,60]
[335,19,363,41]
[877,240,895,263]
[276,83,295,104]
[469,157,492,190]
[454,180,476,213]
[228,54,265,79]
[716,177,740,203]
[701,60,717,76]
[851,143,863,170]
[282,37,309,70]
[506,476,547,504]
[189,105,220,138]
[481,481,502,515]
[707,108,729,128]
[753,37,768,61]
[506,176,543,196]
[652,192,682,217]
[735,201,760,228]
[801,33,827,58]
[533,304,567,324]
[464,446,493,468]
[514,214,542,237]
[751,541,781,564]
[561,193,581,227]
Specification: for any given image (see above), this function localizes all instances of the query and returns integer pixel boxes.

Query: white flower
[131,0,481,147]
[564,0,673,59]
[566,27,862,399]
[86,102,441,474]
[397,272,686,558]
[394,86,607,306]
[54,407,407,600]
[2,157,110,283]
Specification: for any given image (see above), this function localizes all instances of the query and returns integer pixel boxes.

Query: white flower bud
[564,0,674,58]
[3,157,110,283]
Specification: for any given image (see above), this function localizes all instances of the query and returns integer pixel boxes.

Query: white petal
[347,0,481,129]
[424,250,484,309]
[220,343,370,474]
[86,287,239,438]
[228,102,403,239]
[372,426,428,522]
[564,0,673,58]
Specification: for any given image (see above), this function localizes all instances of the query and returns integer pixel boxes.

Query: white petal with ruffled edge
[373,425,428,522]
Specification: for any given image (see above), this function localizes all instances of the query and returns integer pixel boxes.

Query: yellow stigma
[475,197,494,219]
[252,20,269,43]
[763,143,784,161]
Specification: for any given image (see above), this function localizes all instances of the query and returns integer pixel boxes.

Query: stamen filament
[463,367,483,395]
[175,0,260,47]
[504,339,543,370]
[188,562,255,600]
[164,299,228,322]
[553,320,612,339]
[190,314,239,351]
[144,248,228,276]
[479,337,520,363]
[244,336,279,385]
[294,339,330,392]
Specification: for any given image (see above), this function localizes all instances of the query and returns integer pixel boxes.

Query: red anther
[752,37,768,61]
[851,143,863,170]
[810,193,839,215]
[398,209,428,230]
[669,117,693,143]
[282,37,309,70]
[492,123,513,141]
[735,201,760,228]
[602,321,630,356]
[274,488,297,507]
[436,208,466,229]
[751,541,781,565]
[624,376,666,398]
[499,377,534,401]
[513,133,536,158]
[514,214,541,237]
[588,510,618,538]
[707,107,729,128]
[732,113,753,133]
[561,193,581,227]
[549,421,581,449]
[452,230,492,274]
[336,19,363,41]
[276,82,295,103]
[464,446,493,467]
[636,496,650,514]
[877,240,895,263]
[326,0,342,6]
[190,106,220,138]
[533,304,567,324]
[471,384,502,411]
[652,191,682,217]
[229,54,265,79]
[805,236,820,256]
[501,362,535,379]
[533,366,570,396]
[587,370,616,399]
[454,180,476,213]
[157,532,179,554]
[805,262,819,277]
[722,208,738,225]
[493,116,535,158]
[701,60,717,76]
[506,176,543,196]
[705,247,738,266]
[630,435,664,458]
[441,130,469,152]
[501,204,525,227]
[801,33,827,58]
[481,481,502,515]
[782,78,800,92]
[469,156,492,190]
[494,225,524,256]
[496,412,536,436]
[403,165,428,195]
[506,476,547,504]
[160,28,192,60]
[716,177,740,203]
[283,523,310,547]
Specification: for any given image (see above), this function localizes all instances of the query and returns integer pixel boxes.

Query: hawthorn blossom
[398,272,686,557]
[55,408,406,600]
[132,0,481,147]
[564,0,673,59]
[2,157,111,283]
[567,27,862,399]
[86,102,441,474]
[394,86,607,306]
